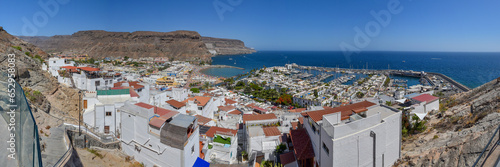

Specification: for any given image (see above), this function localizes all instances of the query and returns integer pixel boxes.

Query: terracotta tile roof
[289,108,306,113]
[182,96,211,106]
[242,114,277,124]
[228,109,242,115]
[298,117,304,124]
[135,102,178,118]
[60,66,77,69]
[166,99,186,108]
[290,129,315,160]
[129,88,139,98]
[194,115,212,126]
[149,117,166,128]
[205,126,238,138]
[219,105,237,112]
[412,94,439,103]
[280,152,296,165]
[225,98,237,105]
[113,81,144,89]
[156,108,178,119]
[263,127,281,136]
[78,67,100,72]
[304,101,376,122]
[135,102,154,109]
[252,106,268,113]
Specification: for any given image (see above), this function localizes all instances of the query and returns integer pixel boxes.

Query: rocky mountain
[202,37,255,55]
[398,78,500,166]
[0,26,80,128]
[18,30,255,61]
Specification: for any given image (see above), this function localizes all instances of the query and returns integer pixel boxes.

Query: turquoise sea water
[202,51,500,88]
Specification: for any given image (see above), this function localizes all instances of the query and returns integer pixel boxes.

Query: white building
[45,57,75,77]
[409,94,439,120]
[242,114,281,160]
[204,126,239,164]
[302,101,401,167]
[119,102,199,167]
[82,89,139,136]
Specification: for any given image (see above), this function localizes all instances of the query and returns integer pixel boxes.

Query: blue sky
[1,0,499,52]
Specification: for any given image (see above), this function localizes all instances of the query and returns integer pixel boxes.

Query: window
[105,80,108,85]
[323,142,330,156]
[104,126,110,134]
[83,100,88,109]
[191,145,195,155]
[106,112,112,116]
[95,81,100,86]
[198,107,203,110]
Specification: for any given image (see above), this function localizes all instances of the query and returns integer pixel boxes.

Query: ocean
[201,51,500,88]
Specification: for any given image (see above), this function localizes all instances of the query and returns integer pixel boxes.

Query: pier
[206,65,245,70]
[290,64,471,92]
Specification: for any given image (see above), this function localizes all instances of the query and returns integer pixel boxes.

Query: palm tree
[202,82,210,90]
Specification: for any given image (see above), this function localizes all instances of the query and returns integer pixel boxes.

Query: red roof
[60,66,78,69]
[129,88,139,97]
[135,102,154,109]
[412,94,439,103]
[135,102,178,118]
[113,81,145,89]
[289,108,306,113]
[78,67,100,72]
[263,127,281,136]
[290,129,315,160]
[219,105,237,112]
[228,109,242,115]
[149,117,166,128]
[298,117,304,124]
[195,115,213,126]
[166,99,186,108]
[242,114,278,124]
[280,152,297,165]
[182,96,211,106]
[205,126,238,138]
[304,101,376,122]
[225,98,237,105]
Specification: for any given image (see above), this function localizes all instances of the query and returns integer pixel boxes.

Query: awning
[395,98,407,104]
[193,157,210,167]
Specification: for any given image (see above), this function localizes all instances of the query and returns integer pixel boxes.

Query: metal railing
[473,124,500,167]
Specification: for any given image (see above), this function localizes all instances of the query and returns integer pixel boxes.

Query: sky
[1,0,499,52]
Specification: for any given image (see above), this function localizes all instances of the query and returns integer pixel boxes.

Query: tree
[275,143,286,154]
[244,86,252,94]
[202,82,210,90]
[261,81,267,86]
[123,56,129,61]
[313,89,318,98]
[190,88,200,93]
[356,92,364,98]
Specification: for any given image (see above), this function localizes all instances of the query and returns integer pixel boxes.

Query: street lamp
[79,90,82,136]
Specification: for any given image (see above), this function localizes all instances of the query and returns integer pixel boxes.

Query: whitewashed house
[82,89,139,136]
[119,102,199,167]
[302,101,401,167]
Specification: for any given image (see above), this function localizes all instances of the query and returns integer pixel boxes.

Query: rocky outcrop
[0,27,80,126]
[202,37,256,55]
[399,78,500,166]
[18,30,256,61]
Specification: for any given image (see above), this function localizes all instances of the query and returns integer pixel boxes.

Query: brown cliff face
[1,27,80,126]
[19,30,256,61]
[202,37,256,55]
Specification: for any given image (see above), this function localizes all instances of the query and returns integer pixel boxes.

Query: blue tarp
[193,157,210,167]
